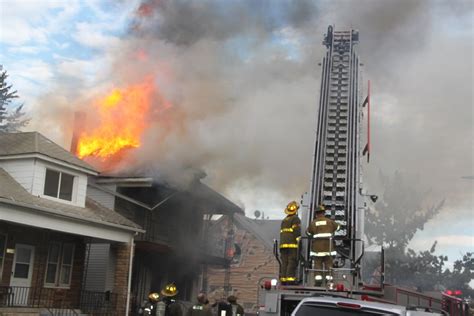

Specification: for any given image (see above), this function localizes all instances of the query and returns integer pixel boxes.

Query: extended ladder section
[309,26,361,261]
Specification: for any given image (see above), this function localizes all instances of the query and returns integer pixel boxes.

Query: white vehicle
[291,297,445,316]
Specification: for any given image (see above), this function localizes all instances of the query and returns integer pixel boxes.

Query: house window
[44,169,74,201]
[0,234,5,279]
[45,242,75,287]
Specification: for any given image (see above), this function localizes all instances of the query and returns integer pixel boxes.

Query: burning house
[0,129,243,315]
[63,76,244,312]
[84,172,244,313]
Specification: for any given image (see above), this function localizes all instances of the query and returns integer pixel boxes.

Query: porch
[0,286,116,315]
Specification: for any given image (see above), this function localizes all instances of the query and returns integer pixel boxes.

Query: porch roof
[0,168,144,241]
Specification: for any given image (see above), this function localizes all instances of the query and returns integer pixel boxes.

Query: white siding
[0,158,36,193]
[84,243,117,292]
[105,247,117,292]
[87,184,117,210]
[84,244,110,292]
[32,160,45,196]
[33,160,88,207]
[76,175,87,207]
[0,203,134,242]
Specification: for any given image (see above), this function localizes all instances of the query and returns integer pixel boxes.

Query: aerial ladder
[303,25,364,288]
[258,26,453,316]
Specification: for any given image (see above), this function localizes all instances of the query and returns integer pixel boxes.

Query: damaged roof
[0,132,97,173]
[233,214,281,249]
[212,213,281,250]
[0,168,142,232]
[190,182,244,215]
[93,173,244,215]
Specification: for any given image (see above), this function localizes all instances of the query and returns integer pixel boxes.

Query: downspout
[125,232,137,316]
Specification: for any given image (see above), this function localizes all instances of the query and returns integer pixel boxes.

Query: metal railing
[80,290,118,316]
[0,286,118,315]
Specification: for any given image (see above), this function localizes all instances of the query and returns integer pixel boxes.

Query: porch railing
[0,286,117,315]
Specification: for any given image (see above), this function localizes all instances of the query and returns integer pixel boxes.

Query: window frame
[44,242,75,288]
[0,233,6,281]
[42,168,76,203]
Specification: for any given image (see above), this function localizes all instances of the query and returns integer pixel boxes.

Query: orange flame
[77,80,154,160]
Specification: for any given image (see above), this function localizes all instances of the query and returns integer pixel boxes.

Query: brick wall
[206,223,279,314]
[111,241,132,315]
[0,222,85,307]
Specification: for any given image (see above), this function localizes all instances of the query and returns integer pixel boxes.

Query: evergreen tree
[0,65,29,132]
[4,104,30,132]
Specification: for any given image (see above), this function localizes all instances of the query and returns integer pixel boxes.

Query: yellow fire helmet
[161,283,178,297]
[285,201,300,215]
[316,204,326,213]
[148,292,160,302]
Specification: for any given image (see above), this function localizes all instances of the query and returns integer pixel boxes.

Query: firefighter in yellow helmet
[160,283,183,316]
[307,204,340,286]
[279,200,301,285]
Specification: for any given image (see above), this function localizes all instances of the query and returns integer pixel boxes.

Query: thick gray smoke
[30,0,473,217]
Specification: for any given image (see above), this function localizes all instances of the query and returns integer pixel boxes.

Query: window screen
[45,242,75,287]
[59,173,74,201]
[44,169,74,201]
[44,169,60,197]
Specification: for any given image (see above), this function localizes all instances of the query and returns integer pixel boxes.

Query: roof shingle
[0,132,96,173]
[0,168,141,231]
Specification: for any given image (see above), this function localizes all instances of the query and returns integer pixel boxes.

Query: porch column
[112,242,133,315]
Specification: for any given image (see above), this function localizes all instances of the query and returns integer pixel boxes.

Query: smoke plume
[29,0,473,216]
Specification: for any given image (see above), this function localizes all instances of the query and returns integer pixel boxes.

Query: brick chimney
[70,111,86,154]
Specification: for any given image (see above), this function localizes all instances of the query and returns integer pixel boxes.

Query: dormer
[0,132,98,207]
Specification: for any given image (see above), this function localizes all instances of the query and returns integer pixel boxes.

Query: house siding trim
[0,154,97,175]
[0,202,139,242]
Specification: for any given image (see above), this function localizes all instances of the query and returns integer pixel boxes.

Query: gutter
[0,153,98,175]
[125,233,136,316]
[0,197,145,234]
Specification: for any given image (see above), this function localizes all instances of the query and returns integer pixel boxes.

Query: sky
[0,0,473,266]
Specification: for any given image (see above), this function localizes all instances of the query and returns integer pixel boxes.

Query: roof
[0,132,97,173]
[93,172,244,215]
[231,214,281,249]
[0,168,142,232]
[190,182,244,215]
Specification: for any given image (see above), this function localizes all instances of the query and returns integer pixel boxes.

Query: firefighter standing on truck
[279,200,301,285]
[307,204,339,286]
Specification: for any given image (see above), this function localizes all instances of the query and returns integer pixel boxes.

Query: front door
[10,244,35,306]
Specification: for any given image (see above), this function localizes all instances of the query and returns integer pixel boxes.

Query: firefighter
[160,283,183,316]
[187,293,212,316]
[227,295,244,316]
[138,292,160,315]
[214,298,232,316]
[307,204,339,286]
[279,200,301,285]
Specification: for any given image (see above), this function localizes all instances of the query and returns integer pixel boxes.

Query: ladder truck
[257,26,465,316]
